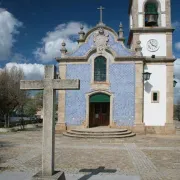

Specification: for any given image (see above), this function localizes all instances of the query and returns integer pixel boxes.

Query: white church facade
[55,0,176,134]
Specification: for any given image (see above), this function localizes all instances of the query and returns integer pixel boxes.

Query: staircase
[63,128,136,139]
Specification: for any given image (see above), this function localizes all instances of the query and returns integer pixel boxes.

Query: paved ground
[0,121,180,180]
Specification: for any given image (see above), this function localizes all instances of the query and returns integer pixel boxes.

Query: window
[94,56,106,82]
[145,1,159,27]
[151,91,160,103]
[153,92,158,101]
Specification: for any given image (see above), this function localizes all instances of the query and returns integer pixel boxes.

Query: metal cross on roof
[97,6,105,24]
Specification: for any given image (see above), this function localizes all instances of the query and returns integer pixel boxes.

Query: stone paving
[0,122,180,179]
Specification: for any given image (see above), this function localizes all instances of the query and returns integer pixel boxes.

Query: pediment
[66,26,135,58]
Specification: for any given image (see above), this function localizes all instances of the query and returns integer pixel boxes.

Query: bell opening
[145,1,159,27]
[145,14,158,27]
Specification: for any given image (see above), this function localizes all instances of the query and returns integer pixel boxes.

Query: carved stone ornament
[94,28,109,54]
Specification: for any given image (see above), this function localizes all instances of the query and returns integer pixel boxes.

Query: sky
[0,0,180,99]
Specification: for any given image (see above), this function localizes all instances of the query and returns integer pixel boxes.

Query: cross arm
[20,80,44,90]
[52,79,80,90]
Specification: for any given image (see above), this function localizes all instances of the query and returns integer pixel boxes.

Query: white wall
[143,65,166,126]
[130,13,133,29]
[161,14,166,27]
[138,14,144,27]
[139,33,166,57]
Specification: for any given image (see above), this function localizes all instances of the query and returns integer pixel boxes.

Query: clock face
[147,39,159,52]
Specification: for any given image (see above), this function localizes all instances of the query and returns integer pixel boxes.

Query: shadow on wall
[144,81,153,93]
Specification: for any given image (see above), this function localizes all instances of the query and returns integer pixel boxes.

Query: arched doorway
[89,93,110,127]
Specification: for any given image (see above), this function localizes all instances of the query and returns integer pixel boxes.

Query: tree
[33,91,43,109]
[23,99,37,117]
[23,91,43,117]
[174,99,180,121]
[0,66,27,128]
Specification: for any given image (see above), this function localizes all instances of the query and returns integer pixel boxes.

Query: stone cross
[20,65,80,177]
[97,6,105,23]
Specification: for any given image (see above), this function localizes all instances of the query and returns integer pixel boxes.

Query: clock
[147,39,159,52]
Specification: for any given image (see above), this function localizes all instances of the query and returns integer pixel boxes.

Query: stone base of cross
[20,65,80,180]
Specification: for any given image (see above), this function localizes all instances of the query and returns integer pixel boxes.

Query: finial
[97,6,105,27]
[78,24,85,42]
[119,22,123,28]
[80,24,84,30]
[60,40,67,57]
[118,22,125,43]
[135,41,143,56]
[62,40,66,47]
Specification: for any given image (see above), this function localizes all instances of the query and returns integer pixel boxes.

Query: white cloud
[5,63,44,80]
[34,22,90,62]
[174,58,180,79]
[0,8,22,61]
[175,42,180,51]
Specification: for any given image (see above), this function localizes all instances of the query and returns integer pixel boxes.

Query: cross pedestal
[20,65,80,180]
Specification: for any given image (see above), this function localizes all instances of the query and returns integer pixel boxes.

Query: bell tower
[128,0,176,134]
[128,0,174,58]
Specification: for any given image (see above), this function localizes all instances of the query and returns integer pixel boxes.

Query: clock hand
[150,41,156,47]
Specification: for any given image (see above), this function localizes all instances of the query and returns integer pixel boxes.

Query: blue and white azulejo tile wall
[65,64,91,125]
[65,62,135,126]
[109,63,135,126]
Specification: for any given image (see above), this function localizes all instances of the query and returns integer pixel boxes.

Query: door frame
[85,90,114,128]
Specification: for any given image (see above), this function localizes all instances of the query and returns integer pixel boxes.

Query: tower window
[151,91,160,103]
[145,1,159,27]
[94,56,106,82]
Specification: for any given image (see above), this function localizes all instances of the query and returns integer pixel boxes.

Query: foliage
[23,91,43,117]
[174,100,180,121]
[0,65,44,127]
[0,66,27,127]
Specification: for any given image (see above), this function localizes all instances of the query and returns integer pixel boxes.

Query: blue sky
[0,0,179,63]
[0,0,180,87]
[0,0,133,66]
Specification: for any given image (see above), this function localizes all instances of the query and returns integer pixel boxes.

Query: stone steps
[71,129,128,134]
[63,128,136,139]
[67,130,133,136]
[176,127,180,135]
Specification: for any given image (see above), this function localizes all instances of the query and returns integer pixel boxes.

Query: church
[55,0,176,134]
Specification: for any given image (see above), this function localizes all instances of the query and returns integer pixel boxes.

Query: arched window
[94,56,106,82]
[145,0,159,27]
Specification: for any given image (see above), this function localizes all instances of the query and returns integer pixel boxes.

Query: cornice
[145,57,176,63]
[114,56,145,61]
[56,56,176,64]
[127,27,174,45]
[56,56,145,63]
[130,27,175,33]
